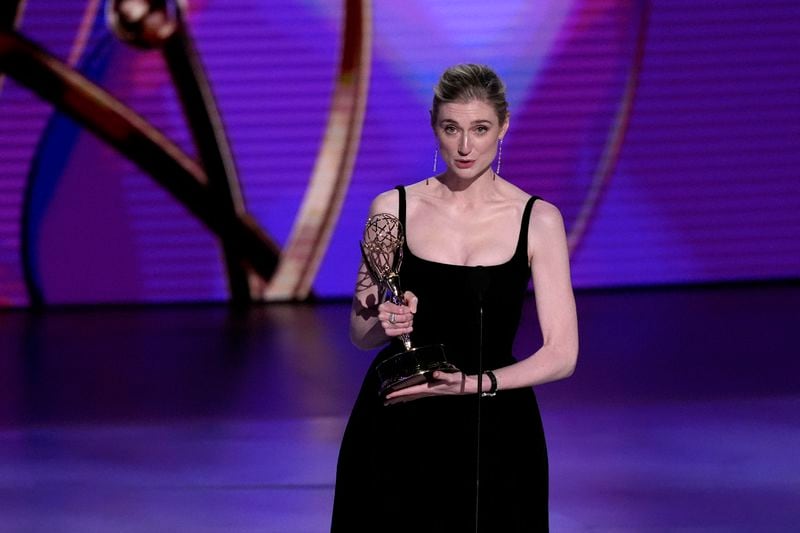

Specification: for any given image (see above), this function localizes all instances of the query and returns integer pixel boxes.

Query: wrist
[481,370,498,397]
[469,371,499,396]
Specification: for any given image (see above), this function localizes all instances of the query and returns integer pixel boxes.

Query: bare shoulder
[530,198,565,230]
[369,188,400,217]
[528,198,568,255]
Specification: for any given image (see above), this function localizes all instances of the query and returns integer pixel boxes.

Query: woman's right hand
[378,290,418,338]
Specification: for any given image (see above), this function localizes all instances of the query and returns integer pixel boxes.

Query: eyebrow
[439,119,493,125]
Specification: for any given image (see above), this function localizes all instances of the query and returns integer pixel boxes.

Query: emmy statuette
[360,213,458,397]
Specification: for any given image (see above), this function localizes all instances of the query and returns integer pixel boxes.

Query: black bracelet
[481,370,498,397]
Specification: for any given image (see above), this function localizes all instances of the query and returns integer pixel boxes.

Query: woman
[332,64,578,532]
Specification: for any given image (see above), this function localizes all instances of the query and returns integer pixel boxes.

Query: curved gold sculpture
[264,0,372,301]
[0,0,373,304]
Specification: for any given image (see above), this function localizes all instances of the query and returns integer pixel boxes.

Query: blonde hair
[431,64,508,126]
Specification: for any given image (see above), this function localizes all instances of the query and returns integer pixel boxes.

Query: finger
[386,378,447,399]
[384,384,446,405]
[403,291,419,313]
[382,306,415,324]
[381,315,413,332]
[380,297,411,309]
[383,325,413,337]
[385,382,430,400]
[384,395,422,406]
[379,309,399,323]
[378,301,403,314]
[378,311,414,328]
[430,370,460,383]
[384,392,425,405]
[383,313,412,331]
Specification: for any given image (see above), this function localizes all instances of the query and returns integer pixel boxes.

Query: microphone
[473,265,491,305]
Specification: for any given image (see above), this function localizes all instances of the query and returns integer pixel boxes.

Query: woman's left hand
[384,370,475,405]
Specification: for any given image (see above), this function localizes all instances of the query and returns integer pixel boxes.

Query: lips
[454,159,475,169]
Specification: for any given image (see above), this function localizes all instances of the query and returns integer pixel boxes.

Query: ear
[499,114,510,139]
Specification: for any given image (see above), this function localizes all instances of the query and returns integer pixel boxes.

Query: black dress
[332,187,548,532]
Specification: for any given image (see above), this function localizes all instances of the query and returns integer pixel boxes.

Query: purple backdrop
[0,0,798,306]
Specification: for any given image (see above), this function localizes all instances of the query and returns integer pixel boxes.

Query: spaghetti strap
[395,185,406,228]
[515,196,540,259]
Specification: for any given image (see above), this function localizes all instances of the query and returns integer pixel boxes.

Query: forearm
[349,315,391,350]
[465,342,578,393]
[384,341,578,403]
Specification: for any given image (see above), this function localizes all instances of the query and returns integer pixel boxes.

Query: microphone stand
[474,266,487,533]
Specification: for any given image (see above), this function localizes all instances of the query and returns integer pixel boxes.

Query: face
[434,99,508,180]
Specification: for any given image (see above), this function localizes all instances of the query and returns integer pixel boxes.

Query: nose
[458,132,471,155]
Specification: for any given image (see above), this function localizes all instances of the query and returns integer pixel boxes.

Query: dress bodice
[387,186,538,374]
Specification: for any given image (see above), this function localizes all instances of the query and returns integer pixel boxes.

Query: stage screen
[0,0,798,306]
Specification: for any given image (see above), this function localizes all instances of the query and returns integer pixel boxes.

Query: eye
[475,125,489,134]
[443,125,457,135]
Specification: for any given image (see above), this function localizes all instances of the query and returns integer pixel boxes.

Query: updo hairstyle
[430,64,509,126]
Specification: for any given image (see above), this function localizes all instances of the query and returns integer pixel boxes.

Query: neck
[435,166,496,200]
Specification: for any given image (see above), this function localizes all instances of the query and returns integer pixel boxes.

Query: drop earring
[429,146,439,185]
[495,138,503,177]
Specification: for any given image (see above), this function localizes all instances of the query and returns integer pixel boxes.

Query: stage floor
[1,283,798,532]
